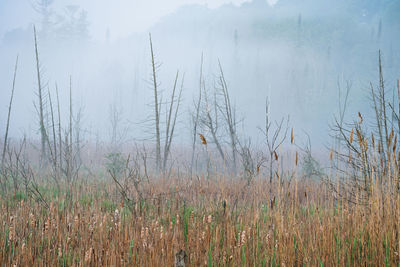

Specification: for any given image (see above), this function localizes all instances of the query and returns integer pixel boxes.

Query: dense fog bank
[0,0,399,153]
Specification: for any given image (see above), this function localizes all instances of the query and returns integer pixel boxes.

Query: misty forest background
[1,0,400,166]
[1,1,400,266]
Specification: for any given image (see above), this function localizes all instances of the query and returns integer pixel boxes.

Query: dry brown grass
[0,174,399,266]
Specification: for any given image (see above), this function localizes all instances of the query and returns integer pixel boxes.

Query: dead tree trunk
[1,56,18,167]
[190,54,203,178]
[56,84,62,173]
[67,76,73,183]
[218,61,238,174]
[149,34,161,173]
[260,98,288,187]
[1,56,18,192]
[47,88,59,189]
[201,87,225,162]
[163,72,183,173]
[34,26,48,166]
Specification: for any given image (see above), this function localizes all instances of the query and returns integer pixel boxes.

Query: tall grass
[0,173,398,266]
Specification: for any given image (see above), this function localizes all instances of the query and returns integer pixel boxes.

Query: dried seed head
[240,231,246,246]
[371,133,375,148]
[199,134,207,145]
[291,128,294,144]
[85,248,93,263]
[29,213,35,228]
[114,209,119,219]
[44,218,50,233]
[160,226,164,239]
[8,226,15,241]
[141,227,145,239]
[350,129,354,144]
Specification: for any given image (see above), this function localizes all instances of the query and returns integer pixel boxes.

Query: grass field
[1,173,399,266]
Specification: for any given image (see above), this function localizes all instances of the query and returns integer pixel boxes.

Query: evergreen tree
[32,0,54,39]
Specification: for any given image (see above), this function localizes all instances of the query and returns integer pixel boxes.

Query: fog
[1,0,399,156]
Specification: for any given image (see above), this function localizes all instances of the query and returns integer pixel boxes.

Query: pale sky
[0,0,277,41]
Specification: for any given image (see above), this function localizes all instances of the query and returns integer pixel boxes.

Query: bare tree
[74,106,83,167]
[62,76,74,183]
[44,77,82,205]
[200,83,225,163]
[46,87,60,189]
[371,51,389,171]
[109,103,121,151]
[190,54,203,178]
[195,61,242,175]
[108,98,129,154]
[56,84,62,172]
[58,77,81,186]
[237,138,266,185]
[33,26,49,166]
[3,136,49,208]
[2,139,25,194]
[69,76,73,172]
[330,51,400,208]
[148,34,184,175]
[1,56,18,169]
[149,34,162,172]
[259,98,289,186]
[162,72,184,173]
[217,61,239,174]
[327,77,352,189]
[107,148,149,214]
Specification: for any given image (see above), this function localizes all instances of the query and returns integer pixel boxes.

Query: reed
[0,172,398,266]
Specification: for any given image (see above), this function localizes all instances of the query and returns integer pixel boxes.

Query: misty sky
[0,0,277,41]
